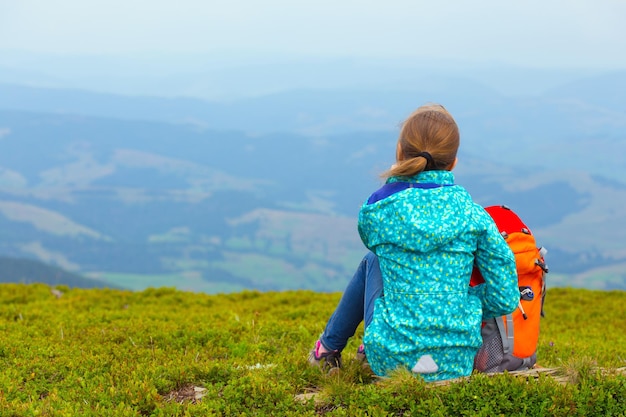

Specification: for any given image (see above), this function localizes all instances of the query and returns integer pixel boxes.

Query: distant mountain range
[0,73,624,292]
[0,256,121,289]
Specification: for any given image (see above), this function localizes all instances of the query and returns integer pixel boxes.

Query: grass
[0,284,625,416]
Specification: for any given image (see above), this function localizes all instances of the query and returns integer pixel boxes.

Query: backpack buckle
[535,259,549,273]
[519,286,535,301]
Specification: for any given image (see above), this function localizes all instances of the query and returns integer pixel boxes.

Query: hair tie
[417,151,434,167]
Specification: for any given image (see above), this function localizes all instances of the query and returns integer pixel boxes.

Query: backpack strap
[495,314,515,355]
[367,182,454,205]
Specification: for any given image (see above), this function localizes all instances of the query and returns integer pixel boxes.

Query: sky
[1,0,626,69]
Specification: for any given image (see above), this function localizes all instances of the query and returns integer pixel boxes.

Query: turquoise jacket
[359,170,519,382]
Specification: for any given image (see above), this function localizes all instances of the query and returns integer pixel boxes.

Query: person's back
[359,105,519,381]
[309,104,519,382]
[359,171,518,381]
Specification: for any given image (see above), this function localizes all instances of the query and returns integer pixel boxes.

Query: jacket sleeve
[469,213,520,320]
[357,202,383,251]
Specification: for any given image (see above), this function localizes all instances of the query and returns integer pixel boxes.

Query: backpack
[471,205,549,373]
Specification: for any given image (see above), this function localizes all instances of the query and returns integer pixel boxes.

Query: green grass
[0,284,625,416]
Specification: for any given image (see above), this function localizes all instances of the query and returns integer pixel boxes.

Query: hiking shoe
[308,340,342,373]
[356,344,366,362]
[356,344,371,370]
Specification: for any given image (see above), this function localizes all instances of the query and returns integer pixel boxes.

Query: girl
[309,104,519,382]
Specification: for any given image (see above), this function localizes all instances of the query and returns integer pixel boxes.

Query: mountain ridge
[0,76,624,292]
[0,109,624,291]
[0,256,123,289]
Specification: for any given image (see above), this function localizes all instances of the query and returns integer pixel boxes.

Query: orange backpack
[471,205,549,373]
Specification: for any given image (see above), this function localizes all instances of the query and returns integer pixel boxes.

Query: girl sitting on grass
[309,103,519,382]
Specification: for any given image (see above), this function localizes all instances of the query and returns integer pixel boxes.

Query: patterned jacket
[358,170,519,381]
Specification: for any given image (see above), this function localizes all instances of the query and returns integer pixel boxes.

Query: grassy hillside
[0,284,624,416]
[1,108,625,292]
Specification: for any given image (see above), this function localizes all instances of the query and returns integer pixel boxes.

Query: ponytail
[382,104,459,180]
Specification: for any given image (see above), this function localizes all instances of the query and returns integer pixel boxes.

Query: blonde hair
[383,104,460,179]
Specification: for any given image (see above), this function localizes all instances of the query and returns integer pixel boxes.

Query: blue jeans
[319,251,383,352]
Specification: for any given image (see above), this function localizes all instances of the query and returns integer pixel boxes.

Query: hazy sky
[1,0,625,69]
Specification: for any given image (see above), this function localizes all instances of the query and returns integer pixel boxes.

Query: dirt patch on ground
[164,385,207,404]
